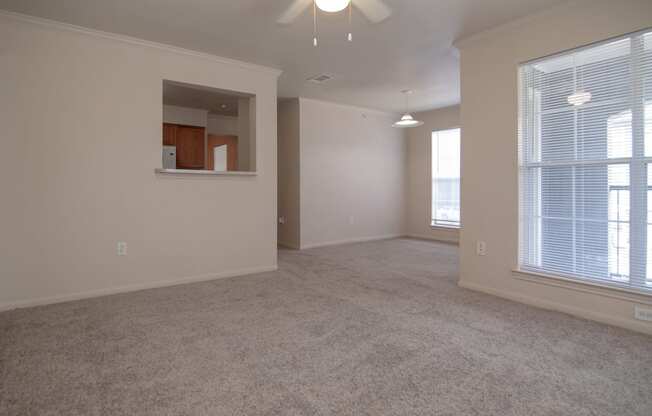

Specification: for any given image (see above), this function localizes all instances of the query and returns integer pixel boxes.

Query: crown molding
[0,10,283,78]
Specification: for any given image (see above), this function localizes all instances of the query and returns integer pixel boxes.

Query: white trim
[458,279,652,336]
[155,169,257,177]
[0,10,282,78]
[0,265,278,312]
[512,268,652,304]
[300,234,404,250]
[407,233,459,245]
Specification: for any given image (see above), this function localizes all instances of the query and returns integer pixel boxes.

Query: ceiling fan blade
[355,0,392,23]
[277,0,313,25]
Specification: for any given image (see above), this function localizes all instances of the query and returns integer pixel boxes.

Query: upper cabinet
[162,123,177,146]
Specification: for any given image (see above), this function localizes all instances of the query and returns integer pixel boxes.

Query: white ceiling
[0,0,570,113]
[163,81,247,117]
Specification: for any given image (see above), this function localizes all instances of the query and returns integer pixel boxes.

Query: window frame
[430,127,462,230]
[517,28,652,296]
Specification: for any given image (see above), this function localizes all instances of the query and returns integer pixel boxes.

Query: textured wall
[457,0,652,334]
[298,98,407,248]
[0,13,280,309]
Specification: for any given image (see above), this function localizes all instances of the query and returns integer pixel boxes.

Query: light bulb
[315,0,351,13]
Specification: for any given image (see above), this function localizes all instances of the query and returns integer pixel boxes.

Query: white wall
[407,106,460,243]
[277,99,301,249]
[298,98,407,248]
[163,105,207,127]
[207,114,238,136]
[457,0,652,334]
[0,13,281,310]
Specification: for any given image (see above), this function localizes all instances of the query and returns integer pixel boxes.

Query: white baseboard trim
[0,265,278,313]
[458,279,652,336]
[300,234,405,250]
[407,233,460,245]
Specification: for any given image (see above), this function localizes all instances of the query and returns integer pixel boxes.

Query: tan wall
[457,0,652,334]
[277,99,301,249]
[163,105,208,128]
[207,114,239,136]
[407,105,460,243]
[0,13,281,310]
[298,98,407,248]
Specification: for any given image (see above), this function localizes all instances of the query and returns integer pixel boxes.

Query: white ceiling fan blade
[355,0,392,23]
[277,0,313,25]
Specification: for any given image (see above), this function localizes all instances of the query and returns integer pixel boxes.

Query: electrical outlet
[634,306,652,322]
[117,242,128,256]
[476,241,487,256]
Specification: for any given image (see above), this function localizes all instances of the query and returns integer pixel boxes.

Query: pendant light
[393,90,424,128]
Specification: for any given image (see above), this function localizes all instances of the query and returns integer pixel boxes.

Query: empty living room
[2,0,652,414]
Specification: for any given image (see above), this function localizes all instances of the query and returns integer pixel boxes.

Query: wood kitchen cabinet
[162,123,205,170]
[162,123,177,146]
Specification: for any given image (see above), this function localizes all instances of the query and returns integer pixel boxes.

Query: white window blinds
[518,29,652,293]
[432,128,461,228]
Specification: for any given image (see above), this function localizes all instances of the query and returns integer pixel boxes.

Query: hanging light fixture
[315,0,351,13]
[393,90,424,128]
[567,53,592,106]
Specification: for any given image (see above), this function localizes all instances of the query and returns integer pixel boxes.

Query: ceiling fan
[277,0,392,25]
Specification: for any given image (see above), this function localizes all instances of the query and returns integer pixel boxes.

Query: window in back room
[161,80,256,172]
[432,128,461,228]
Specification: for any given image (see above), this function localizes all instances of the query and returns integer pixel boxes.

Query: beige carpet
[1,238,651,415]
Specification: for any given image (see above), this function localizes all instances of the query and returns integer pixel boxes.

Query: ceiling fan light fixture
[315,0,351,13]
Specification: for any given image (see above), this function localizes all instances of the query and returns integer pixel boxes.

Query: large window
[432,128,461,228]
[518,29,652,293]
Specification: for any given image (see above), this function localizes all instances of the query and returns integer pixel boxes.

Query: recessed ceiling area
[163,81,244,117]
[0,0,570,112]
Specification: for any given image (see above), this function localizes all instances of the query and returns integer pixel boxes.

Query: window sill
[512,268,652,305]
[430,224,461,231]
[155,169,257,177]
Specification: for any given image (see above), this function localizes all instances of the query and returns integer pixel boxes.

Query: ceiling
[163,81,246,117]
[0,0,570,113]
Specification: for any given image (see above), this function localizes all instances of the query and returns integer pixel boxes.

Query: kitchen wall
[298,98,407,248]
[208,114,239,136]
[456,0,652,334]
[406,105,460,244]
[0,12,281,310]
[163,105,207,128]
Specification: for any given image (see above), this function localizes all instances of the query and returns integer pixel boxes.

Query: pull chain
[313,1,318,47]
[347,1,352,42]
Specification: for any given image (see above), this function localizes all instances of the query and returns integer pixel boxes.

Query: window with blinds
[432,128,461,228]
[518,29,652,294]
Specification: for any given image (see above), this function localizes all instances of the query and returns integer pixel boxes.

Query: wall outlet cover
[634,306,652,322]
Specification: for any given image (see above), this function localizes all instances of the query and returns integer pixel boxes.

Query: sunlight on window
[432,129,460,228]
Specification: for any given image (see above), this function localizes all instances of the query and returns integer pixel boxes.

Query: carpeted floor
[1,238,651,415]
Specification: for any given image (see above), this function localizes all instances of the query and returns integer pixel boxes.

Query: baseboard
[458,279,652,336]
[407,233,460,245]
[300,234,405,250]
[0,265,278,313]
